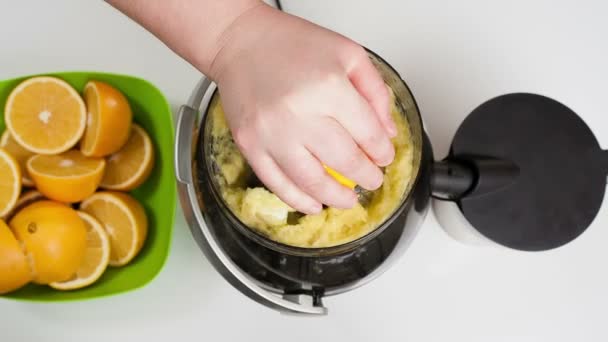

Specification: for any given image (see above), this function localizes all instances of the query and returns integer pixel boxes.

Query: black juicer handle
[431,157,519,201]
[428,93,607,251]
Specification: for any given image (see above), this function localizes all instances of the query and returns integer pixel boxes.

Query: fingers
[247,151,322,214]
[332,81,395,167]
[305,117,384,190]
[271,144,358,209]
[348,52,397,137]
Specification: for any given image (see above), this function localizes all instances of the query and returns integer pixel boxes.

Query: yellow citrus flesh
[81,81,133,157]
[27,150,105,203]
[0,219,32,294]
[0,131,34,186]
[0,148,21,218]
[50,211,110,291]
[4,76,86,155]
[100,124,155,191]
[80,192,148,267]
[10,201,87,285]
[1,190,45,222]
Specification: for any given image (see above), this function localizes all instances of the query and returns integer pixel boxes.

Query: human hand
[208,4,396,214]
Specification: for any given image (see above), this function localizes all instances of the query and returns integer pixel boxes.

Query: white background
[1,1,607,341]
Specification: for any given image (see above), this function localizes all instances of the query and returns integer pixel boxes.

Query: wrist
[205,2,277,82]
[178,0,263,77]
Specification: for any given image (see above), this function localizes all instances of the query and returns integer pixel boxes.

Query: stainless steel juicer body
[175,52,434,315]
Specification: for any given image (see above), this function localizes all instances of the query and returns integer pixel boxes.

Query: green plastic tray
[0,72,176,301]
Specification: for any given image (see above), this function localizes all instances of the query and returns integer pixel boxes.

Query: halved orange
[50,211,110,291]
[0,148,21,218]
[80,81,132,157]
[80,192,148,266]
[27,150,105,203]
[10,201,87,285]
[0,219,32,294]
[100,124,155,191]
[4,76,86,155]
[0,131,34,186]
[0,190,45,222]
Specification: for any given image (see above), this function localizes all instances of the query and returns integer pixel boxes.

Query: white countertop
[1,1,607,341]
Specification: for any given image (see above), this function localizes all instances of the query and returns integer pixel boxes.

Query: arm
[105,0,260,77]
[106,0,396,214]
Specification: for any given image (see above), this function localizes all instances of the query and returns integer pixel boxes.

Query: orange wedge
[0,148,21,218]
[0,219,32,294]
[0,131,34,186]
[27,150,105,203]
[80,192,148,267]
[4,76,86,155]
[100,124,155,191]
[80,81,133,157]
[50,211,110,291]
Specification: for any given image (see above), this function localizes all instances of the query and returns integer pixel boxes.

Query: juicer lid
[437,93,607,251]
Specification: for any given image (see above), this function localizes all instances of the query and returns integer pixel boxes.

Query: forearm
[105,0,262,77]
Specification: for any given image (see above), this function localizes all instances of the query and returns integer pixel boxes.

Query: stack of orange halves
[0,77,155,294]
